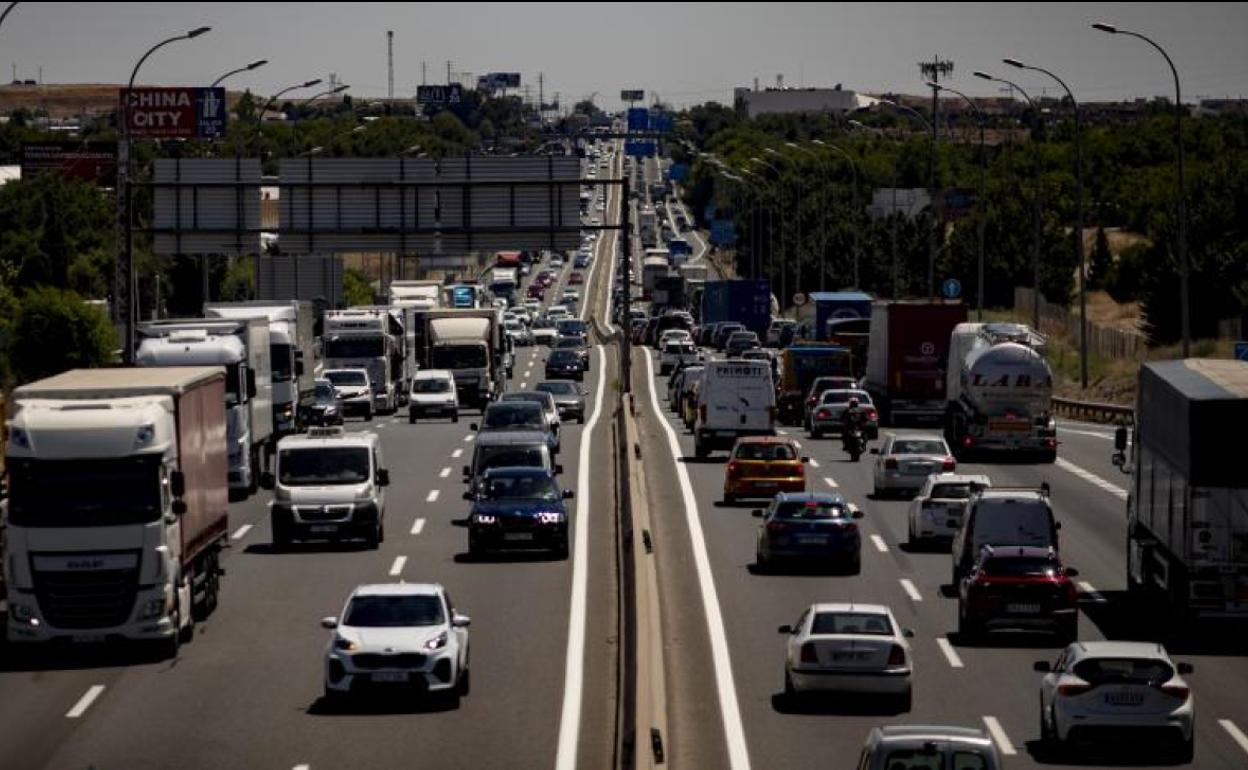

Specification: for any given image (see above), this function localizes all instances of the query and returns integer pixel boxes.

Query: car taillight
[767,521,788,533]
[1159,684,1190,699]
[963,435,975,448]
[727,461,740,478]
[816,409,831,419]
[807,396,818,406]
[840,522,858,533]
[887,644,906,666]
[865,408,877,420]
[942,457,957,471]
[1047,437,1058,449]
[1058,682,1093,697]
[800,643,818,664]
[885,458,898,470]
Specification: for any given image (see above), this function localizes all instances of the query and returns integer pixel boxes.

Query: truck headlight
[9,603,37,623]
[138,597,167,620]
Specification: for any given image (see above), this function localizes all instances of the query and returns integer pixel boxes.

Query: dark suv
[958,545,1079,643]
[466,468,574,558]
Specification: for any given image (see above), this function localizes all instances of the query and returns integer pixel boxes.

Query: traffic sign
[620,90,645,102]
[1235,341,1248,361]
[942,278,962,300]
[417,84,464,105]
[120,87,226,139]
[668,163,690,182]
[710,219,736,246]
[627,107,649,132]
[624,141,655,158]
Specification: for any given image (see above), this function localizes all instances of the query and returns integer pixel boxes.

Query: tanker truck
[944,322,1057,462]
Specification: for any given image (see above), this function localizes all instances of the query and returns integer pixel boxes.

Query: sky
[3,3,1247,111]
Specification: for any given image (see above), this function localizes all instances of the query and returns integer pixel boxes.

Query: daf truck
[137,318,274,498]
[5,367,229,657]
[323,308,405,415]
[421,309,505,409]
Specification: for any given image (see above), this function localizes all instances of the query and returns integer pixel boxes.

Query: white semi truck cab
[4,367,229,656]
[323,309,404,414]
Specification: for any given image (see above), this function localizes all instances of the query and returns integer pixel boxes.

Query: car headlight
[424,631,449,651]
[538,512,565,525]
[474,514,497,525]
[334,637,359,652]
[138,597,167,620]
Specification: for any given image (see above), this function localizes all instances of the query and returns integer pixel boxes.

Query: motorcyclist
[841,397,868,454]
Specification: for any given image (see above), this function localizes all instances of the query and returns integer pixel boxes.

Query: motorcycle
[842,425,866,462]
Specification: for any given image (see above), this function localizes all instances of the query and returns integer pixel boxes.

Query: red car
[527,283,546,300]
[538,271,555,288]
[568,272,584,285]
[958,545,1079,643]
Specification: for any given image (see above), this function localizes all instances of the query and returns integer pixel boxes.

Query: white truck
[389,279,443,311]
[693,359,777,458]
[323,309,406,415]
[422,309,506,410]
[488,268,520,303]
[205,300,319,438]
[137,318,274,499]
[5,367,229,657]
[944,322,1057,462]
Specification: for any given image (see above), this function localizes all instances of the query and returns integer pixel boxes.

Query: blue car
[465,468,574,558]
[753,492,864,574]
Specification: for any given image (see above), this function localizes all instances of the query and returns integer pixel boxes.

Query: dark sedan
[546,349,587,381]
[754,492,864,574]
[304,378,344,426]
[465,467,574,558]
[536,380,586,424]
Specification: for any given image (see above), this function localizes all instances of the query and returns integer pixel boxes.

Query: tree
[9,286,117,383]
[1089,226,1112,290]
[343,268,374,306]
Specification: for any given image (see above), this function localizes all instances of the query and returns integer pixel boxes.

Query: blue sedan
[465,467,574,558]
[753,492,864,574]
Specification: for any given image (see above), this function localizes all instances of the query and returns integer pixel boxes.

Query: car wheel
[458,665,471,697]
[957,604,977,640]
[364,408,373,422]
[577,413,585,425]
[452,411,459,424]
[272,521,292,551]
[810,428,822,440]
[723,493,736,504]
[694,440,707,459]
[1176,731,1194,763]
[755,549,769,573]
[323,686,347,708]
[554,540,570,560]
[783,668,796,698]
[409,413,417,425]
[897,686,912,713]
[1057,617,1078,646]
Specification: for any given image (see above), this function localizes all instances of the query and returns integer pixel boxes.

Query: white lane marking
[823,476,839,489]
[793,440,802,449]
[439,467,452,479]
[463,434,475,442]
[640,351,751,770]
[1219,719,1248,756]
[1055,457,1128,500]
[293,764,310,770]
[231,524,253,541]
[899,579,923,602]
[411,518,426,536]
[426,490,440,503]
[870,535,889,553]
[982,716,1018,756]
[554,344,608,770]
[66,685,105,719]
[777,429,789,436]
[388,556,407,577]
[375,422,387,430]
[1078,581,1107,603]
[808,458,820,468]
[521,382,528,389]
[1058,427,1115,441]
[452,448,464,459]
[936,637,964,669]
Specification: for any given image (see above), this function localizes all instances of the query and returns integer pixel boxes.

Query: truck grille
[295,505,354,523]
[33,564,140,630]
[353,653,427,669]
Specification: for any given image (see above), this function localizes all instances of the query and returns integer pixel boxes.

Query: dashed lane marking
[388,556,407,577]
[936,637,964,669]
[439,467,452,479]
[870,535,889,553]
[66,685,105,719]
[1078,581,1107,603]
[1219,720,1248,756]
[426,490,440,503]
[982,716,1017,756]
[464,435,475,443]
[452,449,463,459]
[823,477,839,489]
[1055,457,1128,500]
[809,458,820,468]
[411,518,426,536]
[231,524,253,541]
[899,579,922,602]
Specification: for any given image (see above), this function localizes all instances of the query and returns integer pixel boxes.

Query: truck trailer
[863,301,967,425]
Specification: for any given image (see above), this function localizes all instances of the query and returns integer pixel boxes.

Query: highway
[0,147,626,770]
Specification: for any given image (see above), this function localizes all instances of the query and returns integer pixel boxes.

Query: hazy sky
[4,3,1247,110]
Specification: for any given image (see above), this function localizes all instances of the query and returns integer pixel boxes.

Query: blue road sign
[627,108,649,132]
[652,113,674,134]
[625,140,656,158]
[668,163,690,182]
[942,278,962,300]
[1236,341,1248,361]
[710,219,737,246]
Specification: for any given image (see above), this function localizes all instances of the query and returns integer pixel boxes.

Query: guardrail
[1052,396,1135,425]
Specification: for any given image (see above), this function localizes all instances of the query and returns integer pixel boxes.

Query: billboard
[21,141,116,186]
[417,84,464,105]
[620,90,645,102]
[478,72,521,91]
[120,87,226,139]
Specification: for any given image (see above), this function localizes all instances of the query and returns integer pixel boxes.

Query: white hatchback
[907,473,992,546]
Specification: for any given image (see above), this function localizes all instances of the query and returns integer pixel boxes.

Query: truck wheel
[694,439,708,459]
[364,408,373,422]
[248,449,260,495]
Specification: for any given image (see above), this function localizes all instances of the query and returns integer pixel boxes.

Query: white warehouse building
[733,85,878,119]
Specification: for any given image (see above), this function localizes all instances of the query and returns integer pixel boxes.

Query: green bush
[9,286,117,384]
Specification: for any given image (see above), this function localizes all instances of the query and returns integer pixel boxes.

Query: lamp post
[929,82,986,319]
[118,25,212,362]
[0,3,18,34]
[784,142,830,291]
[751,157,785,309]
[1004,57,1087,390]
[879,100,935,300]
[299,84,350,113]
[765,147,801,303]
[1093,22,1189,357]
[975,71,1043,331]
[739,167,770,281]
[810,140,861,289]
[210,59,267,88]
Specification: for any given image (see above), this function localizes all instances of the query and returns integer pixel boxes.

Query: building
[734,85,877,119]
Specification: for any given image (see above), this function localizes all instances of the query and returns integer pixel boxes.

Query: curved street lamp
[766,147,803,303]
[808,140,862,290]
[1093,22,1189,357]
[211,59,268,88]
[751,156,787,308]
[300,84,350,112]
[928,82,986,320]
[1004,57,1087,390]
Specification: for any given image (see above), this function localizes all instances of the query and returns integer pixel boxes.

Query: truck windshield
[325,336,384,359]
[431,344,488,370]
[7,457,163,527]
[270,343,293,383]
[325,371,367,387]
[225,362,244,408]
[279,447,371,486]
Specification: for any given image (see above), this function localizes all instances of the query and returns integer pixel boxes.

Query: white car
[324,368,375,421]
[779,603,914,710]
[523,299,542,316]
[658,329,692,348]
[1036,641,1195,761]
[660,340,699,375]
[322,583,471,706]
[547,305,571,321]
[907,473,991,546]
[409,370,459,423]
[531,318,560,346]
[550,256,565,269]
[871,434,956,498]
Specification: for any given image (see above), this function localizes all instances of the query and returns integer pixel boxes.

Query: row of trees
[676,103,1248,344]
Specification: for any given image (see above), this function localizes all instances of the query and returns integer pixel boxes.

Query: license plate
[832,651,870,661]
[756,481,778,489]
[311,525,339,534]
[72,634,106,644]
[797,536,827,545]
[1007,603,1041,614]
[1105,691,1144,706]
[504,532,535,542]
[372,672,410,683]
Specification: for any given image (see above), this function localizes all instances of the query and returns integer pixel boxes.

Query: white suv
[409,370,459,424]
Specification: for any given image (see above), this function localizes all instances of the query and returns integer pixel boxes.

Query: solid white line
[1078,581,1107,603]
[439,467,452,479]
[936,637,964,669]
[982,716,1018,756]
[375,422,387,430]
[899,579,923,602]
[426,490,440,503]
[639,351,751,770]
[870,535,889,553]
[293,764,310,770]
[777,429,789,436]
[1055,457,1128,500]
[66,685,105,719]
[521,382,528,389]
[823,476,839,489]
[231,524,253,541]
[452,448,463,459]
[1057,427,1115,441]
[1219,719,1248,756]
[411,518,426,536]
[388,556,407,577]
[554,344,608,770]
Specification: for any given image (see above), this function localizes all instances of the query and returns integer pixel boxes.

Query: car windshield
[549,351,580,364]
[891,439,947,455]
[773,501,849,521]
[982,556,1061,577]
[1073,658,1175,686]
[344,594,444,628]
[482,474,560,501]
[314,382,337,401]
[555,339,584,350]
[484,405,543,429]
[279,447,370,486]
[326,371,367,386]
[931,483,976,499]
[810,612,894,636]
[537,382,577,396]
[413,377,452,393]
[734,443,797,461]
[477,446,545,472]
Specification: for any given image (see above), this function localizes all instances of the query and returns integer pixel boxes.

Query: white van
[694,360,777,458]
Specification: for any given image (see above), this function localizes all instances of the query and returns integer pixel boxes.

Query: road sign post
[942,278,962,300]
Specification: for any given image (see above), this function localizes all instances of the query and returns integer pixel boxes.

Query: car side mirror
[903,628,916,639]
[452,614,471,628]
[1033,661,1052,673]
[1177,662,1194,675]
[777,625,793,634]
[1114,426,1128,451]
[869,448,879,455]
[171,499,188,517]
[1065,567,1079,577]
[321,617,339,630]
[260,472,275,490]
[470,423,479,431]
[563,490,575,500]
[377,469,390,487]
[851,509,865,520]
[752,509,764,518]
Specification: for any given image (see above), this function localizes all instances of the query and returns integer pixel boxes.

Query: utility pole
[421,60,427,85]
[918,56,953,300]
[446,60,452,85]
[386,30,394,103]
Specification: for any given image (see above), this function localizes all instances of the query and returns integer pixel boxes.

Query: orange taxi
[723,436,809,503]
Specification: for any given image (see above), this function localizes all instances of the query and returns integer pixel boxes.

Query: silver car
[856,725,1002,770]
[871,434,956,498]
[906,473,992,547]
[1036,641,1195,761]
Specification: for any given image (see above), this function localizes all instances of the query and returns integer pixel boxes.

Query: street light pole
[118,26,211,362]
[210,59,268,88]
[930,82,986,319]
[1093,22,1189,357]
[787,142,831,291]
[766,148,801,304]
[811,140,861,289]
[1005,57,1087,390]
[751,157,785,309]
